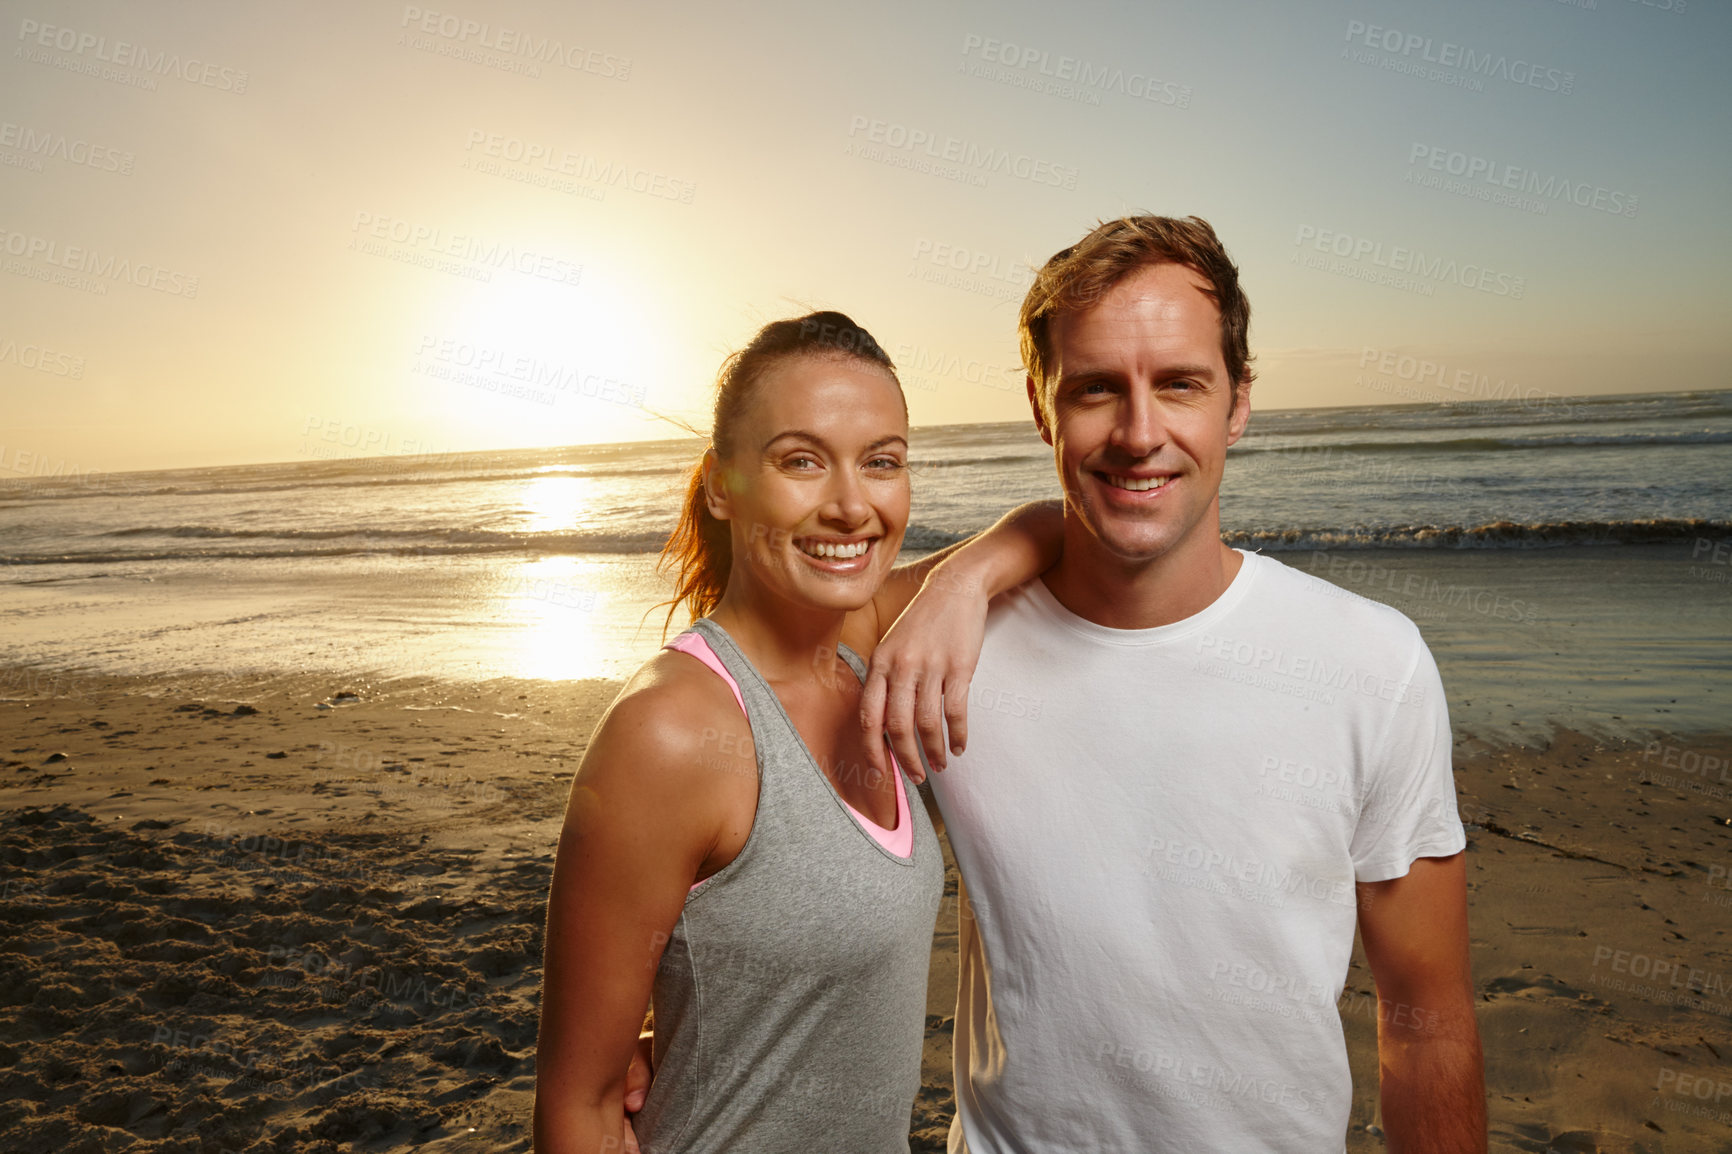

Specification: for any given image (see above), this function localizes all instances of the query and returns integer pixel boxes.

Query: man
[865,215,1485,1151]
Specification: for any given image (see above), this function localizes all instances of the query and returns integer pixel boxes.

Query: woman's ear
[700,448,732,521]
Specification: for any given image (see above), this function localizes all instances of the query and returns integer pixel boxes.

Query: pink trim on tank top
[665,632,913,873]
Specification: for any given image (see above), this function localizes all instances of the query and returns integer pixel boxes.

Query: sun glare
[424,272,666,447]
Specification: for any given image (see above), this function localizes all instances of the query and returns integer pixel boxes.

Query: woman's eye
[786,455,820,470]
[866,457,906,472]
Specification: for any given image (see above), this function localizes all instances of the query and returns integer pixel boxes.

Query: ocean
[3,389,1729,743]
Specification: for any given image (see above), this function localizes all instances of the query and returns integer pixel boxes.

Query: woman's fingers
[915,674,948,773]
[623,1031,653,1112]
[941,671,971,759]
[881,667,926,785]
[858,666,894,780]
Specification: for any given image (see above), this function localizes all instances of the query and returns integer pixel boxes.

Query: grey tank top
[634,617,943,1154]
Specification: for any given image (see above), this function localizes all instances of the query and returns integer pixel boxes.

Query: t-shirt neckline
[1025,548,1263,647]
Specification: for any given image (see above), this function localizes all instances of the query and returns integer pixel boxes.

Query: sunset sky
[3,0,1726,472]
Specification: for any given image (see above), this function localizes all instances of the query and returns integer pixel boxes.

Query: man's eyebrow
[1059,363,1220,382]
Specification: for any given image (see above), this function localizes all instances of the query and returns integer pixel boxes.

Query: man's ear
[700,448,732,521]
[1026,375,1054,447]
[1226,379,1252,448]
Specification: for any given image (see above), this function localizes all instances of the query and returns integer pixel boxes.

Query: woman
[533,311,1057,1153]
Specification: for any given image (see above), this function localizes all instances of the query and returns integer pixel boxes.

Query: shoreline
[3,669,1730,1149]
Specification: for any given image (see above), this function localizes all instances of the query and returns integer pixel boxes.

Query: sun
[414,271,664,447]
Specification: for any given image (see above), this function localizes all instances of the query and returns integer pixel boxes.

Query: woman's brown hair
[657,311,900,633]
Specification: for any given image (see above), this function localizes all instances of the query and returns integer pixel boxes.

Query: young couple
[535,216,1486,1154]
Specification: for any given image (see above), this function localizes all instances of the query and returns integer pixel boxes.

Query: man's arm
[849,500,1063,780]
[1356,852,1486,1154]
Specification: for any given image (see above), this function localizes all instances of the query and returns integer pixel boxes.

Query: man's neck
[1040,523,1244,631]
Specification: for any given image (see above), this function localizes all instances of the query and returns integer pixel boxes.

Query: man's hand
[1357,853,1486,1154]
[860,565,988,782]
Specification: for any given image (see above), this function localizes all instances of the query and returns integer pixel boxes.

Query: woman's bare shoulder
[579,648,753,793]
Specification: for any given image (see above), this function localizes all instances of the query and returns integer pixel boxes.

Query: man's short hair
[1019,215,1255,405]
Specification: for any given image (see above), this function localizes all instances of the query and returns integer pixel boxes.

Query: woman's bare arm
[534,659,751,1154]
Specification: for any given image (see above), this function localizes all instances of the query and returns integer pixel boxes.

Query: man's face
[1029,262,1250,568]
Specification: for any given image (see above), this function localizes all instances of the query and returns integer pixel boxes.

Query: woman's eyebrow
[761,432,908,451]
[762,430,824,450]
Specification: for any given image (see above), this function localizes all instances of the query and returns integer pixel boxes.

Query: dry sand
[3,670,1730,1151]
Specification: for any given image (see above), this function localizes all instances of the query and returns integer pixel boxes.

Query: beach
[4,669,1732,1151]
[4,393,1732,1149]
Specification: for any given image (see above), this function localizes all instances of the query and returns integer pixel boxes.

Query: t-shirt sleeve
[1349,635,1467,882]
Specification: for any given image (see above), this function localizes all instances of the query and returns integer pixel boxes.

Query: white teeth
[801,540,869,560]
[1106,474,1170,492]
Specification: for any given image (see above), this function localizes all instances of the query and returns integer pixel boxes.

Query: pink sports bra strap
[664,631,912,859]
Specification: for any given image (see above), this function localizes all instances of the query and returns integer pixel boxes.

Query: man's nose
[1111,389,1165,459]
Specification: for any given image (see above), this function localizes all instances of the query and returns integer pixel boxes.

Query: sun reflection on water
[496,556,607,680]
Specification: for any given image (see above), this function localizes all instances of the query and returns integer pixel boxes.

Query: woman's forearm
[933,499,1064,600]
[533,1096,634,1154]
[876,500,1063,626]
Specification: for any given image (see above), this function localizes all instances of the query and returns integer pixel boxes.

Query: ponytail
[658,459,733,634]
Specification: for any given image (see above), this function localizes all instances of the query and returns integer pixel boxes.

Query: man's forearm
[1377,1007,1486,1154]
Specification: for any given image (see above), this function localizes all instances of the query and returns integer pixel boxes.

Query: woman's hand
[859,501,1062,781]
[860,563,989,782]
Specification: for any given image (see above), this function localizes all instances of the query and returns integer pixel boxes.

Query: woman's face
[706,353,910,615]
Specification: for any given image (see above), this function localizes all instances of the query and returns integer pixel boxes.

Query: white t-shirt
[931,550,1466,1154]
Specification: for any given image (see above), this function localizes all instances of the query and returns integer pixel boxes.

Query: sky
[2,0,1727,473]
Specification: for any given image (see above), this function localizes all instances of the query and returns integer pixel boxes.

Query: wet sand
[3,670,1730,1151]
